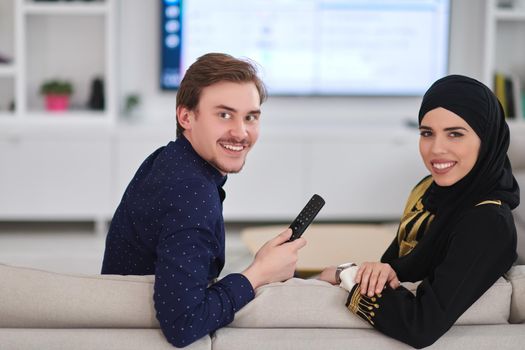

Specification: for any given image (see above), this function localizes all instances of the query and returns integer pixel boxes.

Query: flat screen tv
[160,0,450,96]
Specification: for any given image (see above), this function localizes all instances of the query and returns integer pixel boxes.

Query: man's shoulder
[149,140,208,177]
[125,141,212,195]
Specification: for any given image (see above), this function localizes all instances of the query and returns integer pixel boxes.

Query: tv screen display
[160,0,450,95]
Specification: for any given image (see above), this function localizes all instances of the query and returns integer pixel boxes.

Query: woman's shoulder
[454,200,515,241]
[451,201,517,266]
[462,199,513,220]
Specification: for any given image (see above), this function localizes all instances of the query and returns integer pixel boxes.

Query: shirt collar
[176,135,228,188]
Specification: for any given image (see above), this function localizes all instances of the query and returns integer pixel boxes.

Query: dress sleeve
[346,205,516,349]
[380,234,400,263]
[153,179,254,348]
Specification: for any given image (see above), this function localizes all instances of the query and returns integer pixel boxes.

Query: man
[102,53,306,347]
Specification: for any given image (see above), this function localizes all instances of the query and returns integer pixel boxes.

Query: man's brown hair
[176,53,267,138]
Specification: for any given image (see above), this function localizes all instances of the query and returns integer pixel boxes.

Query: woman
[319,75,519,348]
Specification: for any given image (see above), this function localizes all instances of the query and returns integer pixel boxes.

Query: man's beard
[210,158,247,174]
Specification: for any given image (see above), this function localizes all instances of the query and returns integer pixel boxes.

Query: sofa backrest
[0,263,522,329]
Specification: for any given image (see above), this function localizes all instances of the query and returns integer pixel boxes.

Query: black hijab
[418,74,520,212]
[384,75,519,280]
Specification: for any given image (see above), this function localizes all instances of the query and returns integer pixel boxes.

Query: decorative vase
[45,94,69,112]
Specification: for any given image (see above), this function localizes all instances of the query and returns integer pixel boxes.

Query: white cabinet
[111,125,175,210]
[0,0,116,124]
[223,136,307,221]
[0,127,111,221]
[223,127,428,221]
[112,127,308,222]
[309,130,427,220]
[111,126,427,222]
[112,128,307,222]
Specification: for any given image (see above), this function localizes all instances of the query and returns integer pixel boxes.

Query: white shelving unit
[23,1,111,15]
[0,0,116,124]
[0,0,15,117]
[0,0,117,232]
[494,7,525,20]
[483,0,525,121]
[0,64,15,76]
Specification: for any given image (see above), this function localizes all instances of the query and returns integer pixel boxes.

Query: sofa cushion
[231,277,512,328]
[506,265,525,323]
[214,325,525,350]
[0,329,210,350]
[0,263,157,328]
[232,278,370,328]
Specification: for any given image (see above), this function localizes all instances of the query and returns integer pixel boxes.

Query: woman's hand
[317,266,338,285]
[355,262,400,297]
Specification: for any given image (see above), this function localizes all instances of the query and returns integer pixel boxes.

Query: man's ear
[177,106,193,131]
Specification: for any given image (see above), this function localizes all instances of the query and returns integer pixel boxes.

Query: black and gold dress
[347,176,517,348]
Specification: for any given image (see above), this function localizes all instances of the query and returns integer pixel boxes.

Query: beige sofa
[0,262,524,350]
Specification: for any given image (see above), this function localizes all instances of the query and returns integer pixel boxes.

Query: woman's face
[419,107,481,187]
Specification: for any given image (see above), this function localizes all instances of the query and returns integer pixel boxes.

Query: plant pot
[45,94,70,112]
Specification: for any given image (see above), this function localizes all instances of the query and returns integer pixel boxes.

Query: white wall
[117,0,485,128]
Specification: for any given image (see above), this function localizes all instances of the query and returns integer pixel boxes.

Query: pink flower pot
[45,94,70,112]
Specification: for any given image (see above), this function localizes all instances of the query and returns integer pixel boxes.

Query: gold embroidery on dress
[347,285,382,326]
[475,200,502,206]
[397,177,434,257]
[396,178,502,258]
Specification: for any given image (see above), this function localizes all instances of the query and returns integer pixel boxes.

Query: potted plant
[40,79,73,112]
[123,93,141,118]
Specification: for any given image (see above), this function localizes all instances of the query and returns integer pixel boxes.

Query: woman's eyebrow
[443,127,469,132]
[418,126,469,132]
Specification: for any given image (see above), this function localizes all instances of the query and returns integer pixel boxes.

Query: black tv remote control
[288,194,325,242]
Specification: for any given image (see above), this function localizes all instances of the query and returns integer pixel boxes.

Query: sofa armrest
[507,265,525,324]
[0,263,157,328]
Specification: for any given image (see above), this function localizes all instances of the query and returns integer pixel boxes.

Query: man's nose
[230,119,248,139]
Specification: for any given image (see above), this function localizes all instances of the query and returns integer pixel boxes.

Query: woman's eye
[449,132,463,138]
[420,131,432,137]
[246,114,259,122]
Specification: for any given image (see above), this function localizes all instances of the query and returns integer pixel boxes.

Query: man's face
[178,81,261,175]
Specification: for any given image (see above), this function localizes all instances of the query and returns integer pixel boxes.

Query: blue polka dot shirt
[102,136,255,347]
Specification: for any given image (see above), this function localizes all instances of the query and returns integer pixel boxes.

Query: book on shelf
[494,72,524,120]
